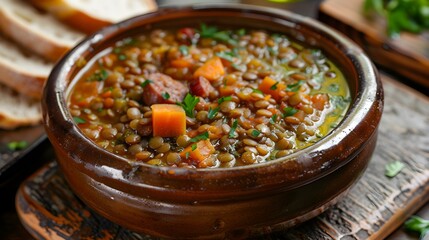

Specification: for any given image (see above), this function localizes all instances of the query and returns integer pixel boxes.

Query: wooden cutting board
[318,0,429,90]
[15,74,429,239]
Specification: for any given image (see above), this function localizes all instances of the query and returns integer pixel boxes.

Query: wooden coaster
[16,76,429,239]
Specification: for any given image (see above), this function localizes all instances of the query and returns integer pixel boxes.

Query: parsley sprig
[404,216,429,239]
[385,160,405,177]
[7,141,28,151]
[199,23,238,45]
[190,131,209,143]
[177,93,199,118]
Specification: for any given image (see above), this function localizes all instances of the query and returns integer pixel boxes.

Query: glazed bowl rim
[43,3,382,189]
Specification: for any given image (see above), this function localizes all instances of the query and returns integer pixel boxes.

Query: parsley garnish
[162,92,170,100]
[251,130,261,137]
[141,79,153,88]
[216,51,236,62]
[404,216,429,239]
[118,54,127,61]
[199,23,237,45]
[190,131,209,143]
[328,83,339,92]
[179,45,189,56]
[185,151,190,159]
[270,82,279,90]
[218,96,232,104]
[191,144,197,151]
[270,114,278,124]
[385,161,405,177]
[252,89,263,94]
[73,116,86,124]
[7,141,28,151]
[286,80,305,92]
[237,28,246,36]
[208,107,220,120]
[283,107,298,117]
[113,47,121,54]
[177,93,199,118]
[229,120,238,138]
[87,69,108,81]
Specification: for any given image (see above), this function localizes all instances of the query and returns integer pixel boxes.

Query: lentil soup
[68,24,350,168]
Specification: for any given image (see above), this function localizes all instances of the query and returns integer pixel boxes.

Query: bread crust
[29,0,157,34]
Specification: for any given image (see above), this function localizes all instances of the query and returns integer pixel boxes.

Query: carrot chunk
[171,58,194,68]
[151,104,186,137]
[193,56,225,81]
[258,76,286,101]
[180,140,215,163]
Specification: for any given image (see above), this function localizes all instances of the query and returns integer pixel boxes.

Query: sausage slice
[142,73,188,105]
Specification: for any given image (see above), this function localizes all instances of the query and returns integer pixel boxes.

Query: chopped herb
[7,141,28,151]
[404,216,429,239]
[385,160,405,177]
[268,46,278,55]
[328,83,340,92]
[177,93,200,118]
[123,37,137,45]
[232,63,246,72]
[185,151,190,159]
[330,95,351,109]
[218,96,232,104]
[251,129,261,137]
[208,107,220,119]
[229,119,238,138]
[73,116,86,124]
[190,131,209,143]
[270,114,278,124]
[270,82,279,90]
[118,54,127,61]
[286,80,305,92]
[162,92,170,100]
[283,107,298,117]
[113,47,122,54]
[237,28,246,36]
[252,88,263,94]
[216,51,235,62]
[199,23,237,45]
[87,69,108,81]
[141,79,153,88]
[179,45,189,56]
[191,144,197,151]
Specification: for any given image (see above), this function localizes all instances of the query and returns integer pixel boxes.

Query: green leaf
[270,82,279,90]
[141,79,153,88]
[73,116,86,124]
[199,24,237,45]
[190,131,209,143]
[404,216,429,239]
[118,54,127,61]
[7,141,28,151]
[179,45,189,56]
[385,160,405,177]
[328,83,340,92]
[177,93,200,118]
[283,107,298,117]
[237,28,246,36]
[162,92,170,100]
[286,80,305,92]
[191,144,197,151]
[208,107,220,120]
[251,129,261,137]
[229,119,238,138]
[87,69,108,81]
[216,51,235,62]
[270,114,278,124]
[252,88,263,94]
[218,96,232,104]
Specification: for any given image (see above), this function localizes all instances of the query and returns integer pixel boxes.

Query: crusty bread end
[0,83,42,129]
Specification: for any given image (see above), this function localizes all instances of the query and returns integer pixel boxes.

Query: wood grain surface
[318,0,429,90]
[15,75,429,239]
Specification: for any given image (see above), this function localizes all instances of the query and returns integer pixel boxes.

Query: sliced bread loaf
[29,0,158,34]
[0,34,53,100]
[0,83,41,129]
[0,0,84,62]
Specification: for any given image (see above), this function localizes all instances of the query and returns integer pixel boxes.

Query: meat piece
[190,76,216,98]
[142,73,188,105]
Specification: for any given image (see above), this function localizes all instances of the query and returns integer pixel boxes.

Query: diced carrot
[151,104,186,137]
[218,85,236,96]
[180,140,215,163]
[311,94,329,110]
[171,58,194,68]
[258,76,286,101]
[101,90,112,98]
[103,97,114,108]
[193,56,225,81]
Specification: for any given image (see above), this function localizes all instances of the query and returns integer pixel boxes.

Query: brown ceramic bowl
[42,4,383,239]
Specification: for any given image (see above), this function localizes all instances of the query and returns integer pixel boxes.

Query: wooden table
[0,0,428,239]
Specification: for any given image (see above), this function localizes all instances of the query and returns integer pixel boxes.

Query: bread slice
[29,0,158,34]
[0,83,42,129]
[0,34,53,100]
[0,0,85,62]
